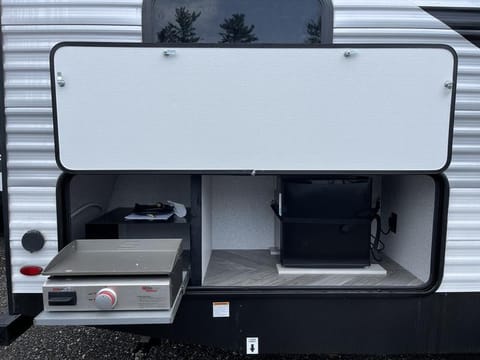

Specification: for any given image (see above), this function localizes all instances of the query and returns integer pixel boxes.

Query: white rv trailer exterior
[4,0,478,294]
[1,0,479,353]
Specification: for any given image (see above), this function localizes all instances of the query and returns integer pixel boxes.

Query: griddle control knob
[95,288,117,310]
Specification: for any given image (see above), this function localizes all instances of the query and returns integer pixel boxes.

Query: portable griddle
[42,239,186,313]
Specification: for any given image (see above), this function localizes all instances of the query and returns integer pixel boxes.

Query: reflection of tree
[306,16,322,43]
[219,14,258,43]
[158,7,201,43]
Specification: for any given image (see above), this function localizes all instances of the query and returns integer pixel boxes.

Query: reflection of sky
[153,0,321,43]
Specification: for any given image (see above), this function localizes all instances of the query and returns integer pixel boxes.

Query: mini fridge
[275,177,373,268]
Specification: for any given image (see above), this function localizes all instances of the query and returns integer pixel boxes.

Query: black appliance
[275,177,374,268]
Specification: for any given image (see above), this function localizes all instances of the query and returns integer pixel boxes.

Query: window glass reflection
[154,0,322,44]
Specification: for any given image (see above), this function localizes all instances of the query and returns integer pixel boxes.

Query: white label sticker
[246,337,259,355]
[212,301,230,318]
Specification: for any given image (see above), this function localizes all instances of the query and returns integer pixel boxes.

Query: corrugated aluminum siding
[333,0,480,292]
[1,0,142,293]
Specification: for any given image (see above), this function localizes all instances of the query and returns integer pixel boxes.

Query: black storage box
[85,207,189,240]
[276,177,373,268]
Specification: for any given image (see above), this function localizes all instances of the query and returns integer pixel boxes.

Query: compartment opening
[199,174,445,290]
[59,173,446,292]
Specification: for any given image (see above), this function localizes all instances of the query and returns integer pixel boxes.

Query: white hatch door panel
[52,45,455,172]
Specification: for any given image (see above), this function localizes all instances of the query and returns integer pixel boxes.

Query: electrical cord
[370,245,382,262]
[370,235,384,262]
[371,235,384,250]
[370,213,385,262]
[359,199,390,262]
[372,214,382,251]
[71,203,104,218]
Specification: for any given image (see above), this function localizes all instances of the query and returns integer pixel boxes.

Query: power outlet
[389,213,398,234]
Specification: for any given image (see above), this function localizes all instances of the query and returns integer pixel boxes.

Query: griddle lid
[43,239,182,276]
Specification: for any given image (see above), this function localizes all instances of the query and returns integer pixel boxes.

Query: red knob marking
[97,289,115,304]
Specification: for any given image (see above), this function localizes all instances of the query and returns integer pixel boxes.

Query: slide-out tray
[43,238,182,276]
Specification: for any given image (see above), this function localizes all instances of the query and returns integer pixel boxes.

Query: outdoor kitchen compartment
[57,174,446,290]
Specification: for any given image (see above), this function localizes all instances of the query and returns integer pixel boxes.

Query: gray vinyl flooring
[203,250,423,287]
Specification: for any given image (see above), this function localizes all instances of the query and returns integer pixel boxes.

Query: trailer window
[146,0,330,44]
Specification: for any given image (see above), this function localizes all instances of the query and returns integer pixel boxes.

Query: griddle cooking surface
[43,239,182,276]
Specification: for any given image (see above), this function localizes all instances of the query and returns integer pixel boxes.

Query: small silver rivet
[163,49,176,57]
[56,72,65,87]
[344,49,355,57]
[444,81,453,90]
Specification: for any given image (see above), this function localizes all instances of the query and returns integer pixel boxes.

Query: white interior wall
[211,176,276,250]
[381,175,435,282]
